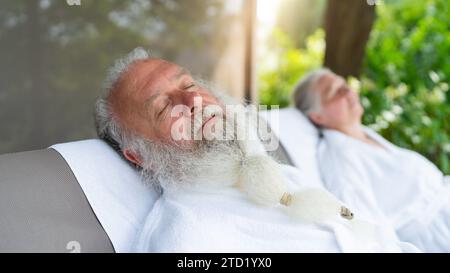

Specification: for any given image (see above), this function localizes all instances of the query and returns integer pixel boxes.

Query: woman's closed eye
[336,86,349,98]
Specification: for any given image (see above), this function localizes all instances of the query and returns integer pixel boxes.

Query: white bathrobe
[318,127,450,252]
[133,165,418,253]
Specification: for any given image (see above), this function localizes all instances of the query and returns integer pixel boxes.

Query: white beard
[138,100,247,193]
[139,135,244,193]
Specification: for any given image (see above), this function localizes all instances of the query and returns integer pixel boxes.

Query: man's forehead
[133,59,186,85]
[111,59,186,107]
[126,59,190,97]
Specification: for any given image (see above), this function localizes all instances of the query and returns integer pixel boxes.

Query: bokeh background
[0,0,448,174]
[257,0,449,174]
[0,0,248,152]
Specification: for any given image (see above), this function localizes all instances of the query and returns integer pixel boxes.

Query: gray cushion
[0,149,114,253]
[271,141,294,166]
[260,118,294,166]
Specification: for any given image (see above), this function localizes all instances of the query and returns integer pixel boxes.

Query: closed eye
[334,86,348,99]
[184,83,196,90]
[158,102,169,117]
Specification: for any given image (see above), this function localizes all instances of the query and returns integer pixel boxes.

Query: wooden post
[212,0,257,102]
[324,0,376,78]
[243,0,257,103]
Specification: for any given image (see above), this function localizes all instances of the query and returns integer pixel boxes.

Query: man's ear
[123,149,143,167]
[308,112,324,126]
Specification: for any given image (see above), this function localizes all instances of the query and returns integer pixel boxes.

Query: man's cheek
[169,117,193,141]
[201,96,219,106]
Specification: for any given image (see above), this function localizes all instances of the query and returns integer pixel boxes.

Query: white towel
[51,139,159,253]
[133,165,418,253]
[444,176,450,186]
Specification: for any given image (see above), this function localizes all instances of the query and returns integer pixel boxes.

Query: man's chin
[201,115,227,140]
[170,137,225,151]
[171,139,219,152]
[167,139,197,151]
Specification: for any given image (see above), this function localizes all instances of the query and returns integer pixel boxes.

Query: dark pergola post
[324,0,376,78]
[243,0,257,103]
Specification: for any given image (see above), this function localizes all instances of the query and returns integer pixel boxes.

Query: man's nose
[179,90,201,116]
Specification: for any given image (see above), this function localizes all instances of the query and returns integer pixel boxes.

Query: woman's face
[309,73,364,130]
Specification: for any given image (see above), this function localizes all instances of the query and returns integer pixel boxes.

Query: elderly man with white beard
[293,68,450,253]
[93,47,418,253]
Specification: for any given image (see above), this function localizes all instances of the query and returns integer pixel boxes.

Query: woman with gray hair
[293,68,450,252]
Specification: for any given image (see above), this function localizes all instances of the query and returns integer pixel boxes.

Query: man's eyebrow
[144,92,161,113]
[143,67,190,113]
[170,67,190,81]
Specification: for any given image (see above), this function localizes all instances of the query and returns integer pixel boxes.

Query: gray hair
[292,68,332,115]
[94,47,150,155]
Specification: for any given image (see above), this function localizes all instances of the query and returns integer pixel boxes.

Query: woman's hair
[292,68,331,115]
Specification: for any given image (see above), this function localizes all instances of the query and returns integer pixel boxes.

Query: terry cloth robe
[318,126,450,252]
[132,165,418,253]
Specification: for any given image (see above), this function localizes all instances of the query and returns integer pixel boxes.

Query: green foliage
[258,28,325,108]
[360,0,450,174]
[275,0,326,48]
[258,0,449,174]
